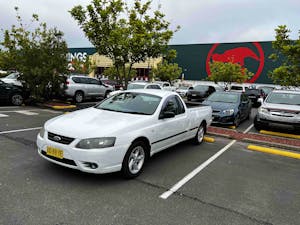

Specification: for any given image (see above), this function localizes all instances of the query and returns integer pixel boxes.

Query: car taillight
[66,81,70,85]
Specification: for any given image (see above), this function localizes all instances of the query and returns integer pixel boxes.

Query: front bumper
[36,133,129,174]
[255,116,300,131]
[211,114,235,125]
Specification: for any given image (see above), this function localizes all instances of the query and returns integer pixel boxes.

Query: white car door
[88,78,105,97]
[151,96,188,154]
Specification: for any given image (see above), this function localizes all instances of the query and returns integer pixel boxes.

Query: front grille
[41,151,76,166]
[48,132,75,145]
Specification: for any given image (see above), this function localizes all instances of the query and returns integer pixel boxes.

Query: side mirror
[188,87,193,90]
[257,98,263,104]
[160,111,175,119]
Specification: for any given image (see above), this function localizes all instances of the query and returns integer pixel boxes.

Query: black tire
[104,91,110,99]
[121,141,147,179]
[233,113,241,128]
[74,91,84,103]
[194,123,205,145]
[254,116,263,131]
[11,93,23,106]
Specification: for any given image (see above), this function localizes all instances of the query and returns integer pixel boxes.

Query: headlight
[222,109,234,116]
[76,137,116,149]
[259,107,269,114]
[39,127,45,138]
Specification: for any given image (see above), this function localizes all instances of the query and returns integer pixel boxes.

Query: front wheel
[194,123,205,145]
[11,93,23,106]
[121,141,147,179]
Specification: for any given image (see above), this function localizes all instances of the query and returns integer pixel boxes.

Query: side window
[175,96,185,114]
[72,77,81,83]
[161,96,180,115]
[89,78,100,85]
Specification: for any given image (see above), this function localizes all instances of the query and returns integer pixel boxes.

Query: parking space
[1,105,300,225]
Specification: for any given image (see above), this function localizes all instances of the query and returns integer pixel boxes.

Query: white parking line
[15,110,39,116]
[0,113,9,117]
[0,127,42,134]
[243,124,254,134]
[160,140,236,200]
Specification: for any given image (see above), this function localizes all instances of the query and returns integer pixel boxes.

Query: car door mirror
[161,111,175,119]
[257,98,263,104]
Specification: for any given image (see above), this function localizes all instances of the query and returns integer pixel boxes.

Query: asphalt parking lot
[1,105,300,225]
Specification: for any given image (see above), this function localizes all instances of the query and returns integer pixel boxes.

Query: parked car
[64,75,114,103]
[176,85,192,97]
[37,89,212,178]
[245,87,266,107]
[186,84,222,102]
[0,72,23,87]
[229,83,251,92]
[107,82,162,97]
[100,78,123,90]
[0,80,29,105]
[154,81,176,91]
[254,90,300,132]
[202,91,252,127]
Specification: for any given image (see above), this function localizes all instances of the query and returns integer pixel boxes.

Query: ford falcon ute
[37,89,212,178]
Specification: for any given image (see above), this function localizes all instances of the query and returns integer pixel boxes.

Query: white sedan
[37,89,212,178]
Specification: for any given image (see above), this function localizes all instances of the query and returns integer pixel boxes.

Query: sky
[0,0,299,48]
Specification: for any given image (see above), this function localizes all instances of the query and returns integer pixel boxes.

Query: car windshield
[5,73,18,79]
[178,86,190,90]
[96,92,162,115]
[266,92,300,105]
[194,85,209,91]
[231,86,243,90]
[127,83,146,89]
[207,92,239,103]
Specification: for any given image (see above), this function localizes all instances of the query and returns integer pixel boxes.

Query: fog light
[83,162,98,169]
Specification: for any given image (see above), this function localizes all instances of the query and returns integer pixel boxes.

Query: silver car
[65,75,114,103]
[254,90,300,132]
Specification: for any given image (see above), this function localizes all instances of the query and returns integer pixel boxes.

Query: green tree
[70,0,179,88]
[69,57,96,75]
[102,66,136,83]
[208,61,252,89]
[151,49,182,82]
[269,25,300,87]
[0,7,68,100]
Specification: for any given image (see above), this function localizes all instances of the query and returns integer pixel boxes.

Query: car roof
[123,89,175,98]
[271,90,300,94]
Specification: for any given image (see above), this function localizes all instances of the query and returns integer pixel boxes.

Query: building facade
[68,41,283,83]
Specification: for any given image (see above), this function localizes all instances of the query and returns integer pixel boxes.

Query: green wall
[169,41,283,84]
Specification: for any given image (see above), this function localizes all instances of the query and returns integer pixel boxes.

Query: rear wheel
[121,141,147,179]
[194,123,205,145]
[74,91,84,103]
[11,93,23,106]
[233,114,241,127]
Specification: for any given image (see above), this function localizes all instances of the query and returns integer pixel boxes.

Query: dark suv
[245,88,266,107]
[0,80,29,105]
[186,84,222,102]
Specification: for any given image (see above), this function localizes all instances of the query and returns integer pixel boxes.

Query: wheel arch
[131,136,151,160]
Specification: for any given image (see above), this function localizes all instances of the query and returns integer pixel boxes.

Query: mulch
[207,126,300,149]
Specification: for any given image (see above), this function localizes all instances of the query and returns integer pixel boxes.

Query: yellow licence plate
[46,146,64,159]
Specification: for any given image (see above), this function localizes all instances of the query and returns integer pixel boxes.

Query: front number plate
[46,146,64,159]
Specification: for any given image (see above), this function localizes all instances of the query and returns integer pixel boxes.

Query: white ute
[37,89,212,178]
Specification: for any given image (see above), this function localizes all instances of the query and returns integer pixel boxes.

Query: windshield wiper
[127,111,150,115]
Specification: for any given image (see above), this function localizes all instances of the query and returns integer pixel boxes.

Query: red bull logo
[206,42,265,83]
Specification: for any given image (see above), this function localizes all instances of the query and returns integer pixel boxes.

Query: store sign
[206,42,265,83]
[66,52,88,62]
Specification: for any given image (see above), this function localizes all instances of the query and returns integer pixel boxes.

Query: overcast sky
[1,0,299,47]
